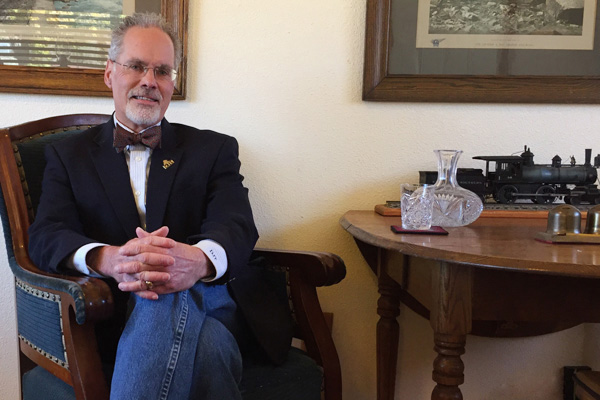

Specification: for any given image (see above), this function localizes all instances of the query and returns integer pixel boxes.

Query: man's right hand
[86,226,175,300]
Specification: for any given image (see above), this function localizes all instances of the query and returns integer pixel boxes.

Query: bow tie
[113,124,162,153]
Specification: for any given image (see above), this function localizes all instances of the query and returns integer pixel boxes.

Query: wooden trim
[7,114,110,142]
[374,204,551,219]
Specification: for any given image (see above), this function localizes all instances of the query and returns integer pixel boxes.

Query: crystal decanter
[431,149,483,227]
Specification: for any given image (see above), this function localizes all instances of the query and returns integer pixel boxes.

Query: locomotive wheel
[534,185,556,204]
[497,185,518,204]
[567,195,581,205]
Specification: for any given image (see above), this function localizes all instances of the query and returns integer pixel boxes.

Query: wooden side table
[340,210,600,400]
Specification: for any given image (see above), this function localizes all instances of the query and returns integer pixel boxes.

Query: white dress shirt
[68,119,227,281]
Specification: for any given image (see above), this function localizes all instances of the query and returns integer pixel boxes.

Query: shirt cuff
[195,239,228,282]
[68,243,107,277]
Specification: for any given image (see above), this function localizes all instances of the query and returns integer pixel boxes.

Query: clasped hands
[89,226,214,300]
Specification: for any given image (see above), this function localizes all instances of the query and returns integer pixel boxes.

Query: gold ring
[145,280,154,290]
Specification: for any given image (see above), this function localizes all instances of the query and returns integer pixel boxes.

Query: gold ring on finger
[145,280,154,290]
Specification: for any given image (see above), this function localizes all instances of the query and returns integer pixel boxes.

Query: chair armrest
[7,252,113,326]
[8,252,113,399]
[252,248,346,287]
[2,206,113,398]
[8,252,112,396]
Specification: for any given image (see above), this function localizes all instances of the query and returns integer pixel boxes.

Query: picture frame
[363,0,600,103]
[0,0,188,99]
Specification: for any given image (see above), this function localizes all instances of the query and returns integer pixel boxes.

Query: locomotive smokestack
[585,149,592,166]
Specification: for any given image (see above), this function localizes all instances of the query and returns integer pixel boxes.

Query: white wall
[0,1,599,399]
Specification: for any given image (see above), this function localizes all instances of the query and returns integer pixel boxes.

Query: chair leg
[295,312,334,353]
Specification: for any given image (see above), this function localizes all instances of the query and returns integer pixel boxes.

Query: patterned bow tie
[113,124,162,153]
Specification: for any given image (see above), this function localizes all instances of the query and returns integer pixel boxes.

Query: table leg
[430,262,472,400]
[377,269,402,400]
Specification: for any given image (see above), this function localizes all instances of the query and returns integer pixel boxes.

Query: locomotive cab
[472,155,524,202]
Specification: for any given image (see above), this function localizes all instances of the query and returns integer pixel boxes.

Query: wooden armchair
[0,114,345,400]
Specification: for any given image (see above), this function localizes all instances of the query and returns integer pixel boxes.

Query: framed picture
[363,0,600,103]
[0,0,188,99]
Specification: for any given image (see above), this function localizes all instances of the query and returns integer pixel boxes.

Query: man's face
[104,26,175,132]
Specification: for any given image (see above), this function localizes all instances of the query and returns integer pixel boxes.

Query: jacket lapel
[145,119,184,232]
[89,118,141,237]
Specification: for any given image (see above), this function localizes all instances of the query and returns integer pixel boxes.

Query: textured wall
[0,1,599,399]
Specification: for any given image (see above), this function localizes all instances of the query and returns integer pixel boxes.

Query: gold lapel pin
[163,159,175,170]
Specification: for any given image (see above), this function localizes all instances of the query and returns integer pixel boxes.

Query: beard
[125,88,163,127]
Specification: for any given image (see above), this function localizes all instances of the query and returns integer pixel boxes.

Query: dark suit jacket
[28,117,292,365]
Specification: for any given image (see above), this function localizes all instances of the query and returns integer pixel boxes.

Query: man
[28,12,291,400]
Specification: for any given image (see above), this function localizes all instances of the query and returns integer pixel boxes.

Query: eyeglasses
[110,60,177,82]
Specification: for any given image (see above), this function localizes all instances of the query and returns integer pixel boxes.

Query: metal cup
[546,204,581,235]
[585,205,600,234]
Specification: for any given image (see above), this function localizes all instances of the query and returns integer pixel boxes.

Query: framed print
[0,0,188,99]
[363,0,600,103]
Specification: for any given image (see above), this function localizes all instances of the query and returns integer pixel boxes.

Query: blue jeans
[109,282,243,400]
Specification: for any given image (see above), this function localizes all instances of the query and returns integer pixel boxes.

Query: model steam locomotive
[420,146,600,205]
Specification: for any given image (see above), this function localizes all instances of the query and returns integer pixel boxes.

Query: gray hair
[108,12,181,68]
